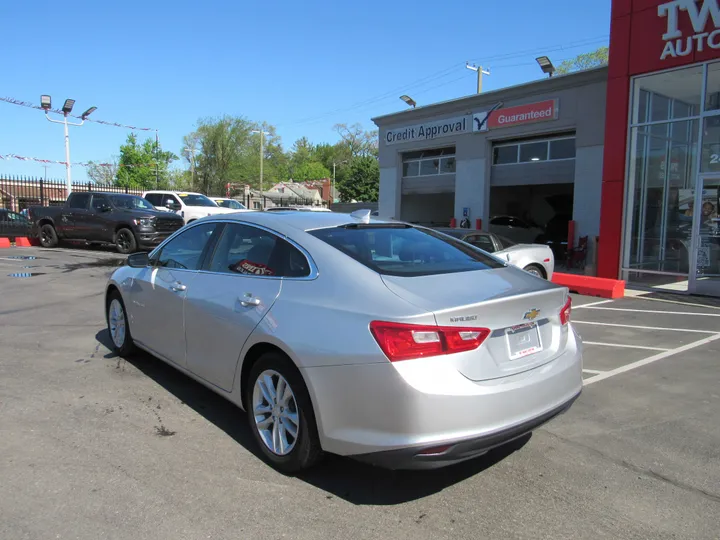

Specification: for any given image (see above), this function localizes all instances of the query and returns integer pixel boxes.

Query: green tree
[86,160,118,185]
[333,123,379,158]
[556,46,609,74]
[293,161,331,181]
[338,156,379,202]
[115,133,177,190]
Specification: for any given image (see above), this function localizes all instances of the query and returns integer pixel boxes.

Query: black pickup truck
[28,192,185,253]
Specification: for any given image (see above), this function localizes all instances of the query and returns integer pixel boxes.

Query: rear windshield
[179,193,217,207]
[309,225,505,277]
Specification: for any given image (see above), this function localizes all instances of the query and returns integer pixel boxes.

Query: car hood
[117,208,184,220]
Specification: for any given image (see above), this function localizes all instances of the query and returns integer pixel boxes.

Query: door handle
[239,295,261,307]
[170,282,187,292]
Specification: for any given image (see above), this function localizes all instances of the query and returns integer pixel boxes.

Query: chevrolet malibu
[105,210,582,472]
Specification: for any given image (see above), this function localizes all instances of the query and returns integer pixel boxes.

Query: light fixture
[81,106,97,120]
[400,95,417,108]
[536,56,556,77]
[62,99,76,114]
[40,95,52,111]
[531,157,540,161]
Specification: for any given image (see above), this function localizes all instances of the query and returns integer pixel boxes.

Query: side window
[156,223,218,270]
[144,193,161,206]
[465,234,496,253]
[490,217,511,226]
[91,195,110,211]
[68,193,91,209]
[509,218,528,228]
[208,223,310,278]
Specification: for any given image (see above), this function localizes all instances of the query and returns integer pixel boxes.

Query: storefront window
[402,147,455,178]
[705,62,720,112]
[492,137,575,165]
[701,116,720,173]
[631,66,702,124]
[493,145,518,164]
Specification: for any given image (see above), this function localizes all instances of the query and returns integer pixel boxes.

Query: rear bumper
[301,328,583,468]
[353,391,579,469]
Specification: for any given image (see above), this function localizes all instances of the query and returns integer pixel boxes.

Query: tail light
[369,321,490,362]
[560,297,572,326]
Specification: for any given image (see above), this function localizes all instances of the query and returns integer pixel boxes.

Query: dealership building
[372,0,720,297]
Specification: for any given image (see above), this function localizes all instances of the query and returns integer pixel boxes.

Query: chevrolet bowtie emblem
[523,308,540,321]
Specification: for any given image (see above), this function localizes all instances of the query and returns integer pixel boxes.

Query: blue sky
[1,0,610,182]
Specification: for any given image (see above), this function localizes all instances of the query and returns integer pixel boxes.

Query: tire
[115,228,137,254]
[106,291,136,357]
[39,224,59,248]
[523,264,546,279]
[246,352,322,473]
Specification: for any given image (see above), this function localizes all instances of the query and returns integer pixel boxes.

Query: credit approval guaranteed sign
[473,99,558,132]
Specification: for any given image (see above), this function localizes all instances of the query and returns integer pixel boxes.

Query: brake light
[369,321,490,362]
[560,297,572,326]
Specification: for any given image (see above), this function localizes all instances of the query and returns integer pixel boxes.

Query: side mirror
[165,200,178,210]
[127,252,150,268]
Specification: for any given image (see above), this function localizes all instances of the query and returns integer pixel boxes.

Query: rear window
[309,225,505,277]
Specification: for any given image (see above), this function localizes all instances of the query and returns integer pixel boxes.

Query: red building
[599,0,720,296]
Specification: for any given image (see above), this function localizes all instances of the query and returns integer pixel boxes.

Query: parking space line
[624,294,720,311]
[573,299,614,309]
[582,369,604,375]
[580,306,720,317]
[582,341,670,351]
[573,321,720,334]
[584,333,720,386]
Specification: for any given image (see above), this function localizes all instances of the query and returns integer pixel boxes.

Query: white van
[142,191,241,224]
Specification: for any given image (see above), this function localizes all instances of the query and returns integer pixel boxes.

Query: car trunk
[381,267,569,381]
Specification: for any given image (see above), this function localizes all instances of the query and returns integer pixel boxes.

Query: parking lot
[1,246,719,540]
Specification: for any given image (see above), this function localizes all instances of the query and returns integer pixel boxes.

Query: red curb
[0,238,11,248]
[14,237,33,247]
[552,272,625,299]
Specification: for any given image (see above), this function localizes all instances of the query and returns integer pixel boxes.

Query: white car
[264,206,331,212]
[142,191,238,224]
[488,216,546,245]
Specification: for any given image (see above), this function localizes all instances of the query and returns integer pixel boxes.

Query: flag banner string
[0,97,156,132]
[0,154,157,168]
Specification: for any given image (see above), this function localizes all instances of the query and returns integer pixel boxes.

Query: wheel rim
[526,266,542,277]
[108,299,126,348]
[252,370,299,456]
[117,232,130,252]
[41,227,51,245]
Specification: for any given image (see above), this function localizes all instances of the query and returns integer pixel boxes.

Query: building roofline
[371,66,608,126]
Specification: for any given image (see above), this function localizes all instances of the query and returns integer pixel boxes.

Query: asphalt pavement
[1,246,719,540]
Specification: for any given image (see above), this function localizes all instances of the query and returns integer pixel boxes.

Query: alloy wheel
[108,299,126,348]
[117,231,130,252]
[252,370,300,456]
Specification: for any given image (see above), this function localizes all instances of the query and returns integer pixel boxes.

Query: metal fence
[0,176,143,212]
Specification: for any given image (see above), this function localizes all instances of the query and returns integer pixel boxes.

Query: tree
[293,161,331,181]
[86,160,118,185]
[333,123,378,159]
[556,46,609,74]
[115,133,177,190]
[338,156,379,202]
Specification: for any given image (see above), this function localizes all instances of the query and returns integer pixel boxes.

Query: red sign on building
[487,100,559,129]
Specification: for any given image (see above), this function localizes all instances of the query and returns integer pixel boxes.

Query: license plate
[506,322,543,360]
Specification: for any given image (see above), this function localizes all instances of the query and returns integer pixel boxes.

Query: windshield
[309,225,505,277]
[110,195,156,211]
[216,199,246,209]
[179,193,218,207]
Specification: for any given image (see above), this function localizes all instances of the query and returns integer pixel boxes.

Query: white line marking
[573,321,719,334]
[573,299,614,309]
[582,341,670,351]
[620,295,720,311]
[581,306,720,317]
[583,333,720,386]
[582,369,604,374]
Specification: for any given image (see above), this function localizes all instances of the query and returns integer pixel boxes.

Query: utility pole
[332,160,348,204]
[466,63,491,94]
[155,131,160,189]
[42,165,49,181]
[251,129,270,208]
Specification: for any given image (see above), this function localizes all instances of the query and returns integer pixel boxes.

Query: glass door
[689,174,720,296]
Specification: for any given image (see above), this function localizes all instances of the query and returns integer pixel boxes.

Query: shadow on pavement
[96,329,530,505]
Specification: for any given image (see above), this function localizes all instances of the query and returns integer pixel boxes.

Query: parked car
[434,228,555,280]
[211,197,248,210]
[28,192,185,253]
[105,211,581,472]
[489,215,546,244]
[142,191,237,224]
[0,209,32,239]
[264,206,331,212]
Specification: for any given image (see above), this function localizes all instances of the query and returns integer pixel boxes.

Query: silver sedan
[105,211,582,472]
[434,228,555,280]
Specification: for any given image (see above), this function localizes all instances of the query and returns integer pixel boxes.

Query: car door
[184,223,304,391]
[463,233,497,253]
[89,194,112,241]
[64,192,92,239]
[128,222,221,366]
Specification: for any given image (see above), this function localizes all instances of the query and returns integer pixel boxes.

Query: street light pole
[332,160,348,204]
[40,96,96,197]
[251,129,270,208]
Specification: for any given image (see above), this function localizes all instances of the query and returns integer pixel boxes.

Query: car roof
[199,210,395,234]
[144,190,202,195]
